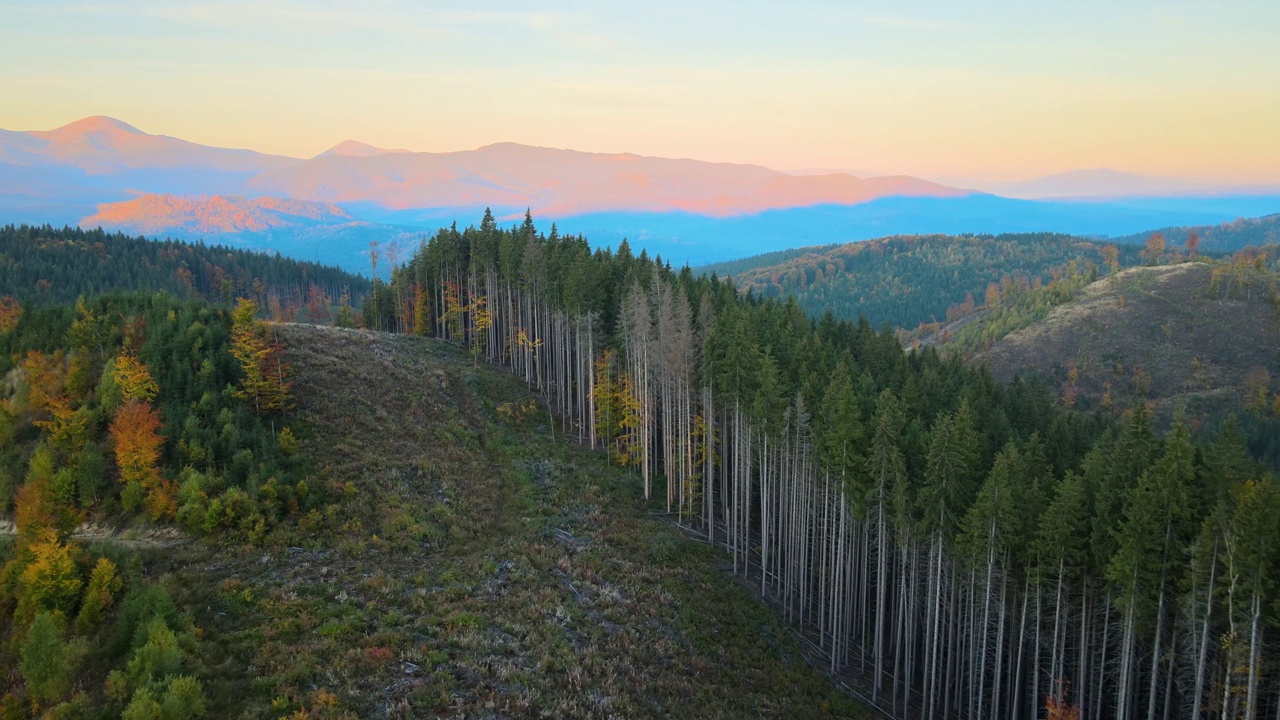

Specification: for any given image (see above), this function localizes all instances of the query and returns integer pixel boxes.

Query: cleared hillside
[978,260,1280,441]
[154,325,869,719]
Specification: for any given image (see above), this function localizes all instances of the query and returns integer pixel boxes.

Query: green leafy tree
[20,611,71,705]
[75,557,123,634]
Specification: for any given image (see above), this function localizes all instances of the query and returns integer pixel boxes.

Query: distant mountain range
[2,116,1279,271]
[961,168,1280,200]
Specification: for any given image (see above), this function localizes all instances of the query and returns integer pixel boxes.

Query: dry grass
[146,325,868,719]
[978,262,1280,424]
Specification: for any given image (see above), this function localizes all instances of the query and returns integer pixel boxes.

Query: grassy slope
[977,262,1280,422]
[146,325,867,719]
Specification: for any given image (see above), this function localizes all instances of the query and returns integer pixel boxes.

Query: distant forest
[1116,213,1280,255]
[0,225,370,314]
[702,233,1144,330]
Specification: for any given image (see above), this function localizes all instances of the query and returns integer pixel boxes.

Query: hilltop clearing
[153,324,869,719]
[977,260,1280,457]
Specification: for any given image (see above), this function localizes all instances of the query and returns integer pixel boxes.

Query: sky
[1,0,1278,183]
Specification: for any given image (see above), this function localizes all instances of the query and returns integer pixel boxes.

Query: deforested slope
[158,324,871,719]
[977,259,1280,460]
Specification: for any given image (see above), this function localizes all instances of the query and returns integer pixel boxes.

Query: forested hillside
[377,210,1280,720]
[4,210,1279,719]
[0,224,370,315]
[700,232,1142,330]
[0,292,306,715]
[1115,212,1280,255]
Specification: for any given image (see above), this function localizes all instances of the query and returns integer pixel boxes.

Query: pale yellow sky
[2,1,1277,183]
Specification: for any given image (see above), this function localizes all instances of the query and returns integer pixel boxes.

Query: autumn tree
[21,350,90,452]
[1185,231,1201,257]
[1101,244,1121,276]
[304,284,332,324]
[75,557,123,634]
[0,294,21,333]
[112,352,160,404]
[983,281,1002,308]
[1143,233,1167,265]
[230,299,293,417]
[592,350,641,465]
[109,400,173,519]
[17,528,82,621]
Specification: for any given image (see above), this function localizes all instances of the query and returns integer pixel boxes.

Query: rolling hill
[0,223,370,307]
[976,259,1280,458]
[1114,212,1280,254]
[701,232,1143,331]
[0,305,870,718]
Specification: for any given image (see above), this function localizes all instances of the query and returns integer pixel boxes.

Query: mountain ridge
[3,115,972,219]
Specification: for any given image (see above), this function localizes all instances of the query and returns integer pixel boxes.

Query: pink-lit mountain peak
[317,139,410,159]
[4,116,977,218]
[6,115,297,175]
[40,115,145,137]
[250,139,970,216]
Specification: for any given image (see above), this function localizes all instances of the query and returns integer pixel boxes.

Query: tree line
[0,224,370,321]
[384,210,1280,720]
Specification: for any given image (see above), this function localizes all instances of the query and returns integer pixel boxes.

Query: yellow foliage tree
[17,527,82,621]
[75,557,123,634]
[592,350,642,466]
[230,299,293,416]
[112,352,159,404]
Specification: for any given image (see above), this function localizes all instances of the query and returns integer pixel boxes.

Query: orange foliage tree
[21,351,91,452]
[109,400,174,519]
[0,295,21,333]
[1185,231,1201,257]
[1143,232,1166,265]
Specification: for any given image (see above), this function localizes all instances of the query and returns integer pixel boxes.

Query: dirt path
[0,519,186,549]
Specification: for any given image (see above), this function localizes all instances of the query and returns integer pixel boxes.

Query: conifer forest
[368,211,1280,720]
